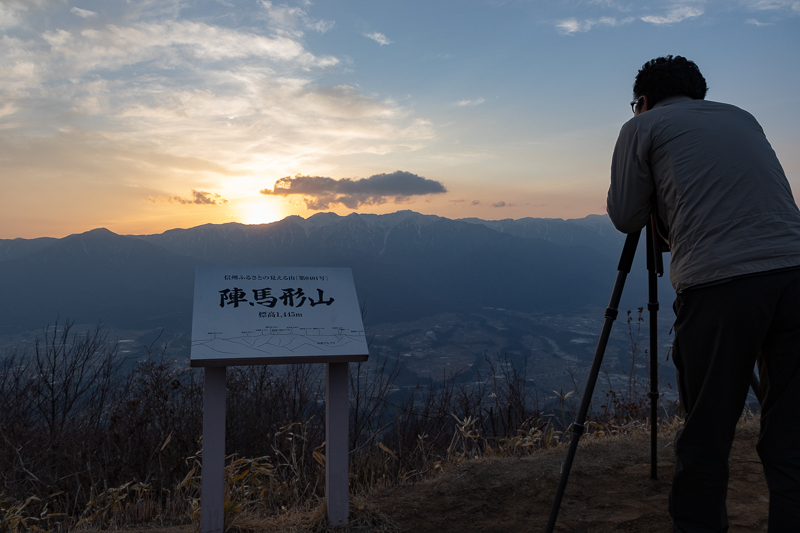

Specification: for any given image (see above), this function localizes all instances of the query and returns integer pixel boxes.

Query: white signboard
[190,266,369,366]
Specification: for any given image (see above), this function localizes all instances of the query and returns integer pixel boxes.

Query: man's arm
[607,120,654,234]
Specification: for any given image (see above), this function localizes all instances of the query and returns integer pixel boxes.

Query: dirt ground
[369,420,768,532]
[121,419,769,533]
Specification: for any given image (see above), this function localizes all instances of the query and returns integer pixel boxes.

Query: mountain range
[0,211,671,346]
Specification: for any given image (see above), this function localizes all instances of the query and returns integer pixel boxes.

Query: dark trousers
[669,268,800,532]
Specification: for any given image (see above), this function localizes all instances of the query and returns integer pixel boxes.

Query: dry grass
[1,318,690,533]
[0,409,687,532]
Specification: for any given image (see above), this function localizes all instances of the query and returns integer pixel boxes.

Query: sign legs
[201,366,227,533]
[199,363,351,529]
[326,362,350,526]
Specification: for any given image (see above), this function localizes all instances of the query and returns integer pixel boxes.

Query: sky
[1,0,798,239]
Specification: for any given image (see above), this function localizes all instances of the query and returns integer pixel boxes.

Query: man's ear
[634,95,650,116]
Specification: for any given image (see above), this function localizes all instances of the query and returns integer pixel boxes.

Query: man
[607,55,800,532]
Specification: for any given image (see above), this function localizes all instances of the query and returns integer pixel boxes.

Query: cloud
[0,1,434,204]
[261,1,334,35]
[365,32,392,45]
[453,97,486,107]
[471,200,481,206]
[556,16,631,34]
[641,5,704,24]
[0,1,38,30]
[556,1,710,34]
[70,7,97,18]
[159,190,229,205]
[556,19,582,34]
[260,171,447,210]
[739,0,800,17]
[492,201,516,208]
[38,21,336,69]
[587,0,633,9]
[740,0,800,10]
[0,102,17,118]
[553,0,798,35]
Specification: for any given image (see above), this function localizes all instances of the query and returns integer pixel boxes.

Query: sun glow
[238,198,285,226]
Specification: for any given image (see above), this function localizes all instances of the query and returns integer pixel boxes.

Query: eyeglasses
[630,96,643,115]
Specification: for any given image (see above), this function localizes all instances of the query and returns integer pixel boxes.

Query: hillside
[119,418,768,533]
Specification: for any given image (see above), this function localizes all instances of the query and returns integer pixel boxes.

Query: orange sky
[2,0,798,239]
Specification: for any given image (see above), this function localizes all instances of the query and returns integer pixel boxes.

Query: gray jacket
[607,96,800,291]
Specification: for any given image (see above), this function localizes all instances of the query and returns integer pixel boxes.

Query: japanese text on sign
[218,287,334,309]
[191,266,368,364]
[223,274,330,281]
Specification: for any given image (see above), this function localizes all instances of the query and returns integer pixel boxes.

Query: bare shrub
[0,320,124,523]
[0,314,677,531]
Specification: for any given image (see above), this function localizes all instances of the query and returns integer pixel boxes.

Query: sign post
[200,366,226,533]
[190,267,369,531]
[326,362,350,525]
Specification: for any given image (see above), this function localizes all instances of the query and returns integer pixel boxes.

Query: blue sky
[1,0,798,238]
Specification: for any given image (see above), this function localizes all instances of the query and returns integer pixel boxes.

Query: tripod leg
[646,222,661,480]
[545,230,641,533]
[648,315,659,480]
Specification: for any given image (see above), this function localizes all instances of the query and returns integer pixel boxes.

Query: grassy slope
[116,417,767,533]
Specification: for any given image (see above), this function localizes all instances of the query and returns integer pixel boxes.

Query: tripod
[545,222,764,532]
[545,221,663,532]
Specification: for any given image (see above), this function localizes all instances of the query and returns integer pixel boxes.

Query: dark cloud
[492,201,515,208]
[471,200,481,206]
[163,190,229,205]
[260,170,447,210]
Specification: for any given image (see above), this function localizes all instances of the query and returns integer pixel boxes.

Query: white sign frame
[191,266,369,366]
[191,266,366,531]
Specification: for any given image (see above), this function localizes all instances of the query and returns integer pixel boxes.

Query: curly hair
[633,55,708,107]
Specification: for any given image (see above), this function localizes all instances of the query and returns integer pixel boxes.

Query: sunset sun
[239,199,284,226]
